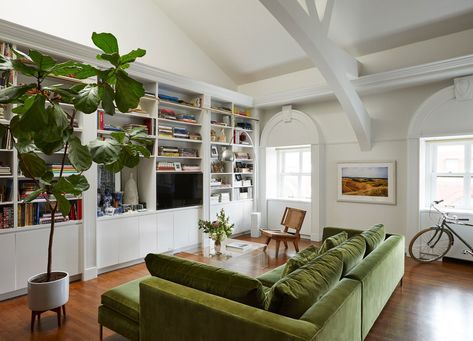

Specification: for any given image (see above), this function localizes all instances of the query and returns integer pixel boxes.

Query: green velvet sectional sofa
[98,225,404,341]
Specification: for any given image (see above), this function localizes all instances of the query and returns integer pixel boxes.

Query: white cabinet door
[0,234,16,294]
[52,225,80,276]
[139,214,157,257]
[118,217,141,263]
[157,212,174,253]
[240,201,253,233]
[97,220,119,268]
[174,208,200,249]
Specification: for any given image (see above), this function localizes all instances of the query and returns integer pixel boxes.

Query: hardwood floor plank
[1,235,472,341]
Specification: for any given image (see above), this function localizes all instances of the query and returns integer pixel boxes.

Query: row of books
[97,110,153,134]
[18,199,82,227]
[0,129,13,149]
[157,162,201,172]
[158,94,201,108]
[0,206,13,229]
[122,123,150,135]
[157,146,199,158]
[158,108,197,123]
[158,125,201,140]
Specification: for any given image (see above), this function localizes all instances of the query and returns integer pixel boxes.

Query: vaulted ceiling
[154,0,473,85]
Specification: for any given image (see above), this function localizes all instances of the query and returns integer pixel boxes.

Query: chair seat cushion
[282,245,319,277]
[265,252,343,319]
[101,276,150,322]
[260,229,297,239]
[145,253,267,308]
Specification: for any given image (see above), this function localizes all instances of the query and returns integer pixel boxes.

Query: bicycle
[409,200,473,262]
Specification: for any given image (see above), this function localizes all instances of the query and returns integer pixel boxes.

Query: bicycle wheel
[409,227,453,262]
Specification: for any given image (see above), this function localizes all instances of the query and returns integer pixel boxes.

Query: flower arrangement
[198,209,234,249]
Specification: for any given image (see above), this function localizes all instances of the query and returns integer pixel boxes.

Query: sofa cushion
[145,253,266,308]
[318,231,348,255]
[361,224,385,255]
[329,235,366,276]
[256,264,285,287]
[266,252,343,319]
[282,245,319,277]
[101,276,150,322]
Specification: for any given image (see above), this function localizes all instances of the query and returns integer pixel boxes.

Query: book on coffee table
[226,242,249,250]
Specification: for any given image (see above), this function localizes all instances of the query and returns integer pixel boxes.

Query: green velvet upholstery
[323,227,362,241]
[257,264,285,287]
[100,276,149,322]
[318,231,348,254]
[301,278,362,341]
[361,224,386,255]
[328,235,366,276]
[145,253,266,308]
[266,253,343,319]
[140,276,362,341]
[347,234,405,339]
[98,305,139,341]
[282,245,319,277]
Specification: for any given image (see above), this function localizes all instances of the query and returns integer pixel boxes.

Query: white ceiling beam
[260,0,371,150]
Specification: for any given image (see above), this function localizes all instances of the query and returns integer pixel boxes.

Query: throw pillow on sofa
[266,252,343,319]
[318,231,348,255]
[145,253,266,308]
[361,224,385,255]
[327,235,366,276]
[282,245,319,277]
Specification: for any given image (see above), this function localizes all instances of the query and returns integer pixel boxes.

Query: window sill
[420,207,473,215]
[267,197,311,203]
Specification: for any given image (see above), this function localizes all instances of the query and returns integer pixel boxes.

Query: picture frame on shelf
[211,146,219,158]
[337,161,396,205]
[174,162,182,172]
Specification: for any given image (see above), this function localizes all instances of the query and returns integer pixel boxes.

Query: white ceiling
[154,0,473,85]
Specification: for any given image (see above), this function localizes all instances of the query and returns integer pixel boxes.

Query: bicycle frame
[430,203,473,256]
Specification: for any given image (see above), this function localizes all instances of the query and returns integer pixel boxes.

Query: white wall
[260,81,450,239]
[1,0,235,90]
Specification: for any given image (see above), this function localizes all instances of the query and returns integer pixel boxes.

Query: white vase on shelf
[123,172,139,205]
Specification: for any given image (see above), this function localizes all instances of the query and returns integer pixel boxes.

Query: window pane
[436,145,464,173]
[283,152,300,173]
[300,175,311,198]
[280,175,298,198]
[436,177,464,208]
[302,151,311,172]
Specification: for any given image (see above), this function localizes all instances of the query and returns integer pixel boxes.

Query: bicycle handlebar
[431,200,470,224]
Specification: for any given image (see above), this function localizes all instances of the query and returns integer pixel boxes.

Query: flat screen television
[156,173,203,210]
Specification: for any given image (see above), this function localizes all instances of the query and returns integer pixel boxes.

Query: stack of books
[50,164,78,177]
[157,162,176,171]
[158,125,173,138]
[159,108,176,120]
[173,127,189,139]
[158,146,179,157]
[182,165,201,172]
[189,133,202,141]
[0,165,11,175]
[123,123,148,134]
[0,206,14,229]
[39,212,69,225]
[181,148,198,157]
[220,192,231,203]
[176,113,196,123]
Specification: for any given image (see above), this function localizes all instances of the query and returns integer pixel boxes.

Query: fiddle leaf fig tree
[0,33,153,282]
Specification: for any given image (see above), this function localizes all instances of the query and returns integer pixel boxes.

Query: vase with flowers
[198,209,234,255]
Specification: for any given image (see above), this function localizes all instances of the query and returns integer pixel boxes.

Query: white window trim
[276,146,311,200]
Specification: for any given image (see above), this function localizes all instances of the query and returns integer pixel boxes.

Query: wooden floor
[1,235,473,341]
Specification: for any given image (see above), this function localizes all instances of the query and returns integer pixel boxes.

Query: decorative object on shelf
[0,32,151,329]
[124,173,139,205]
[211,161,225,173]
[198,209,234,255]
[337,161,397,205]
[210,129,217,142]
[218,129,226,142]
[211,146,219,158]
[220,147,234,162]
[174,162,182,171]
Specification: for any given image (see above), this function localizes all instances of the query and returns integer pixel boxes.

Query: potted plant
[0,32,152,327]
[198,209,234,255]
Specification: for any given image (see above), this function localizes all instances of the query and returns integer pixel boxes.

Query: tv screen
[156,173,203,210]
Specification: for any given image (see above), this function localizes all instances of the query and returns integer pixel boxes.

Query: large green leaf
[111,131,125,143]
[54,174,89,196]
[115,69,144,113]
[24,187,45,203]
[92,32,119,54]
[97,52,120,67]
[48,103,69,131]
[12,95,48,135]
[128,144,151,158]
[29,50,56,72]
[19,152,48,178]
[0,55,13,71]
[100,83,115,116]
[73,84,100,113]
[120,48,146,65]
[12,59,38,77]
[12,48,32,62]
[68,136,92,171]
[0,84,35,104]
[51,190,71,217]
[120,145,140,168]
[88,139,121,165]
[49,60,79,76]
[15,139,36,154]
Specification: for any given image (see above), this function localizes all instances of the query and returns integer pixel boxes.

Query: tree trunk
[46,204,57,282]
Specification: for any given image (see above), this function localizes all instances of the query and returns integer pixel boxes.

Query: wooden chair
[260,207,307,257]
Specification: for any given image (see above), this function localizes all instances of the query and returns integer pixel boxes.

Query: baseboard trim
[82,267,98,281]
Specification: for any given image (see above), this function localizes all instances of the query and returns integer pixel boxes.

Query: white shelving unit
[0,30,256,298]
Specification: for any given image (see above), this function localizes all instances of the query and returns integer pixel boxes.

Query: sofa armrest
[322,227,363,241]
[140,277,317,341]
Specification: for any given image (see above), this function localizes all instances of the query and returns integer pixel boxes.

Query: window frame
[275,146,311,200]
[425,139,473,210]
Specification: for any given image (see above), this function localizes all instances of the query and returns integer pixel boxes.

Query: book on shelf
[50,164,78,177]
[1,129,12,149]
[181,165,200,172]
[0,206,14,229]
[220,192,231,203]
[17,199,82,227]
[123,123,148,134]
[157,162,177,171]
[159,108,177,120]
[97,110,105,130]
[0,166,11,175]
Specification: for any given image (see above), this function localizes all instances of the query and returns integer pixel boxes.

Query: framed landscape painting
[337,161,396,205]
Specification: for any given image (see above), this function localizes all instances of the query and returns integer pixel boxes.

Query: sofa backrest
[144,253,267,309]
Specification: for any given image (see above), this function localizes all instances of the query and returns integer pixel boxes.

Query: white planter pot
[27,272,69,312]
